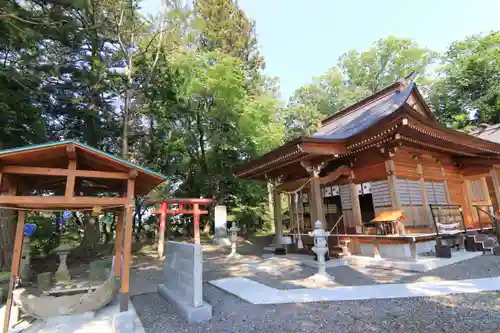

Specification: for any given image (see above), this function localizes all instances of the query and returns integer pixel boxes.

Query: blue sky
[141,0,500,100]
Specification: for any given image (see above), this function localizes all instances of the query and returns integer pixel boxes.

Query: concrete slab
[344,251,483,272]
[158,284,212,324]
[18,299,146,333]
[210,275,500,305]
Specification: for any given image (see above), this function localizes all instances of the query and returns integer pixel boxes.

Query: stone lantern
[308,220,333,281]
[227,222,241,259]
[52,243,74,281]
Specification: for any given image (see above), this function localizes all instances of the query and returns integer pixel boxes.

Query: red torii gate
[150,198,215,257]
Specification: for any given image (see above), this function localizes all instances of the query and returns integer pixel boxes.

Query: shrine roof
[312,83,414,139]
[0,140,167,196]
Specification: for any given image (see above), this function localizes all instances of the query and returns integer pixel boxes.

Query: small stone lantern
[227,222,241,259]
[308,220,333,280]
[52,243,74,281]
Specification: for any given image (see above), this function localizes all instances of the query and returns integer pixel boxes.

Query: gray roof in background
[469,123,500,144]
[312,83,414,139]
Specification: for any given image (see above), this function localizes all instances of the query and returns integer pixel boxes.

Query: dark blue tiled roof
[312,83,414,139]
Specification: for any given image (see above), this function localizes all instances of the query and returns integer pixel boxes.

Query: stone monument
[157,241,212,323]
[213,205,230,245]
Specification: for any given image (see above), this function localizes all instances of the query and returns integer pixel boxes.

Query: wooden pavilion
[0,140,167,331]
[236,78,500,258]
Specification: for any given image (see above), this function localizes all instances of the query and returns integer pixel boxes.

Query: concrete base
[158,284,212,324]
[344,251,483,272]
[0,304,19,331]
[212,237,231,246]
[112,310,136,333]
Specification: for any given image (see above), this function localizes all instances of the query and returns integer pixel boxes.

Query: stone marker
[158,241,212,323]
[213,206,230,245]
[89,260,113,281]
[37,272,53,291]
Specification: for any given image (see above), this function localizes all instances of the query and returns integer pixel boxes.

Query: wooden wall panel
[343,210,355,227]
[352,163,386,183]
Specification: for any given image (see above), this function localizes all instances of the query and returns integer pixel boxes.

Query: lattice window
[339,184,352,209]
[470,179,484,201]
[425,181,447,205]
[396,178,423,205]
[371,180,392,207]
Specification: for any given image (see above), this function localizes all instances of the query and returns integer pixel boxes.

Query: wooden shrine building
[236,78,500,257]
[0,140,167,331]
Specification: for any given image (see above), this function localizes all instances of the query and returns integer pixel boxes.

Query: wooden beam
[114,211,124,278]
[0,196,129,207]
[3,211,26,333]
[454,157,500,166]
[66,144,77,160]
[2,166,129,180]
[298,142,346,155]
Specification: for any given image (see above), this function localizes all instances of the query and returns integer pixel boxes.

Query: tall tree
[430,31,500,129]
[286,36,437,139]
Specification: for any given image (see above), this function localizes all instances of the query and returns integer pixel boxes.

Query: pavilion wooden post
[114,210,124,278]
[193,203,200,245]
[158,202,167,257]
[297,192,304,231]
[120,171,136,312]
[3,211,26,333]
[65,145,77,197]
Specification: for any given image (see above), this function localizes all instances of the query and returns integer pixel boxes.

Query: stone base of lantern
[309,272,334,282]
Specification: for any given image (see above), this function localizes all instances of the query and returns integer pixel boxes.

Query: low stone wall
[157,241,211,323]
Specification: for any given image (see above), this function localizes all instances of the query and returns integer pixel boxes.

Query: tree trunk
[75,215,101,257]
[0,209,15,270]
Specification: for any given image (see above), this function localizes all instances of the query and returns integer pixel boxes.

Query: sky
[141,0,500,100]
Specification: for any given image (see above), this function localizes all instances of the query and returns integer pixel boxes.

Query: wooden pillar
[301,161,326,228]
[267,181,275,233]
[349,172,362,230]
[440,164,452,204]
[490,167,500,210]
[417,164,432,225]
[272,187,282,244]
[385,159,401,209]
[120,174,136,312]
[297,192,304,231]
[114,211,124,278]
[193,203,200,245]
[3,211,26,333]
[158,202,167,258]
[480,176,492,205]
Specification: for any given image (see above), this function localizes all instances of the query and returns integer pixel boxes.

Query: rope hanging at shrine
[274,177,311,194]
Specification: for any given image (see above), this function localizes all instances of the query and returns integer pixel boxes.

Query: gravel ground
[133,283,500,333]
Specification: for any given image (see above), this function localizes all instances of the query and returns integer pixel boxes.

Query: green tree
[286,36,437,139]
[430,31,500,128]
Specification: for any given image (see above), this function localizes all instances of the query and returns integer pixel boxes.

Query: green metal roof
[0,140,167,180]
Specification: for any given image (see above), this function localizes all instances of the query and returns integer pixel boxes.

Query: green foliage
[430,31,500,128]
[285,36,437,139]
